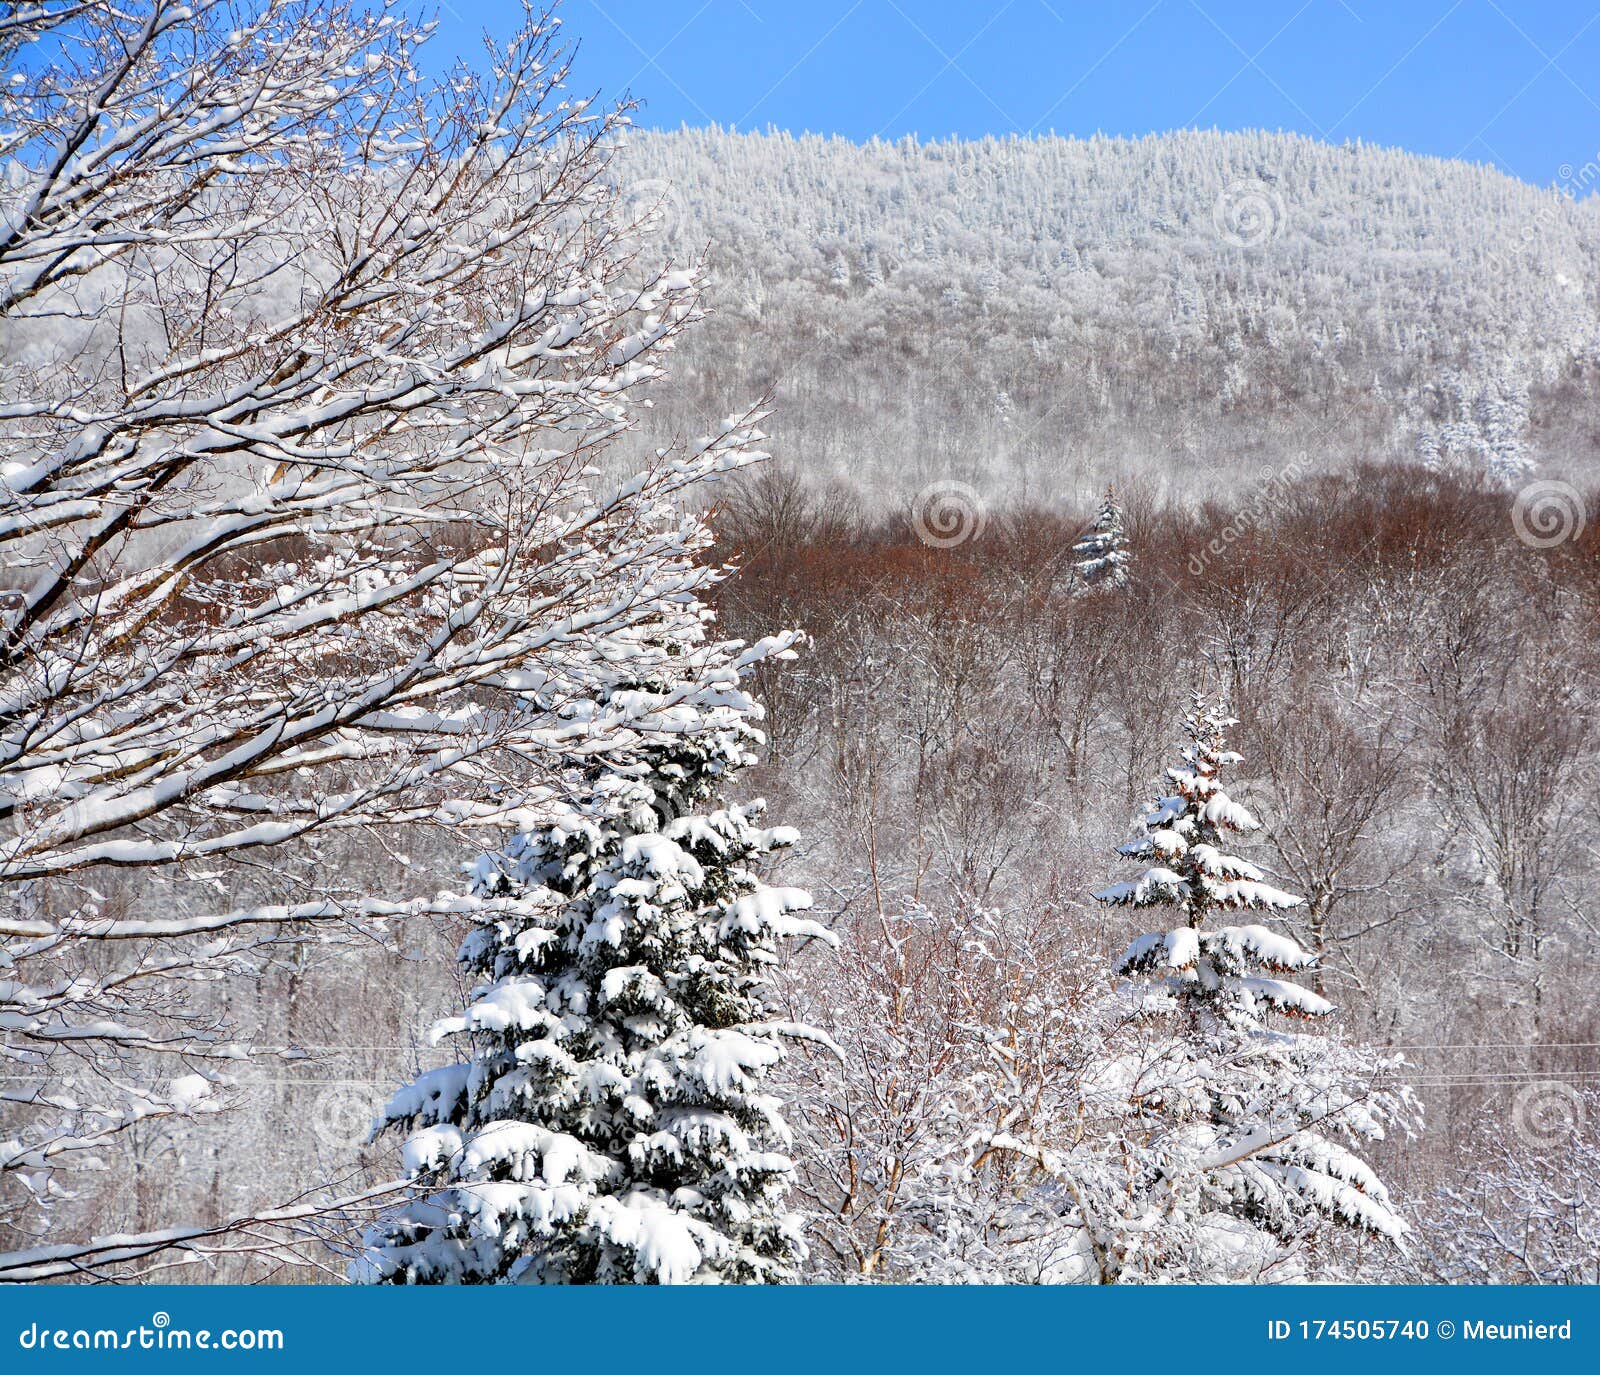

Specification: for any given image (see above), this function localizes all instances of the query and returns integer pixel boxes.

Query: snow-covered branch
[0,0,770,1268]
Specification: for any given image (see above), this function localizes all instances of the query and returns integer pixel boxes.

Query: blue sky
[425,2,1600,188]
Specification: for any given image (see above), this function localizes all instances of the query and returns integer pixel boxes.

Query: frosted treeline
[621,126,1600,496]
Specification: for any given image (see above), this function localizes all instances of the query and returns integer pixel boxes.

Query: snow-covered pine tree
[1413,364,1533,480]
[1088,697,1412,1282]
[356,609,834,1285]
[1071,488,1131,589]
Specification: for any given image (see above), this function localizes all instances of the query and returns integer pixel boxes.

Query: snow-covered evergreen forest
[1,0,1597,1286]
[620,124,1600,498]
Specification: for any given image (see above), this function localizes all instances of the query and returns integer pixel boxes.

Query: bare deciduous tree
[0,0,763,1265]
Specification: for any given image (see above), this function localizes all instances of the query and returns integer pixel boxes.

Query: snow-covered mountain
[619,127,1600,500]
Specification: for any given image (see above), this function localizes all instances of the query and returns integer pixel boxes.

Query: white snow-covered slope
[617,127,1600,498]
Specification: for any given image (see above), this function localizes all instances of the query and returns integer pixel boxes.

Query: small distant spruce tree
[1072,488,1131,589]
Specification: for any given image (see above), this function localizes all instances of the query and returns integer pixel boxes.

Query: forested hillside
[623,127,1600,498]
